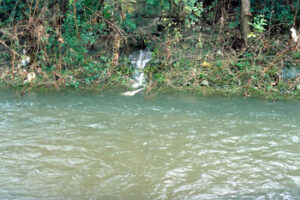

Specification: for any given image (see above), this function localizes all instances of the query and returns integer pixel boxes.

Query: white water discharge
[122,49,151,96]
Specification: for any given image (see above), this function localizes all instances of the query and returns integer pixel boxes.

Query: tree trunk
[111,32,120,69]
[240,0,251,43]
[57,0,69,14]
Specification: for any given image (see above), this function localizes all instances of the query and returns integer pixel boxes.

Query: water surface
[0,89,299,199]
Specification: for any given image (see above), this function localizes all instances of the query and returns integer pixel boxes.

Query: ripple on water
[0,92,300,199]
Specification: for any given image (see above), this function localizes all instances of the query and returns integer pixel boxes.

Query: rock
[0,72,5,79]
[290,28,298,43]
[282,67,300,80]
[296,84,300,91]
[200,80,209,87]
[201,62,212,68]
[217,50,223,56]
[27,72,36,82]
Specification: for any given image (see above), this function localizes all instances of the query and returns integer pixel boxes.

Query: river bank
[0,50,300,100]
[0,66,300,100]
[0,0,299,100]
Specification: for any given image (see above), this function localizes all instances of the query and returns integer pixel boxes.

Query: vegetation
[0,0,299,99]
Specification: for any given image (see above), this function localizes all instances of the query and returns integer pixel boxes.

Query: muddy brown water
[0,89,299,199]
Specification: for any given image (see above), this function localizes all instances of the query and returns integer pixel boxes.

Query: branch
[0,38,20,57]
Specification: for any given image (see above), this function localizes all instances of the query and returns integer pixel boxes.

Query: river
[0,88,299,199]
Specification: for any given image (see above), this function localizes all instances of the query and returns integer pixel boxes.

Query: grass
[0,27,299,100]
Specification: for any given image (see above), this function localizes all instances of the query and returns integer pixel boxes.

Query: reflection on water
[0,89,300,199]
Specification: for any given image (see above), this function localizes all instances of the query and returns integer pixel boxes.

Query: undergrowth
[0,0,299,99]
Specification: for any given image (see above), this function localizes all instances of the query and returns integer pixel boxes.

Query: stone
[27,72,36,82]
[200,80,209,87]
[290,28,298,43]
[296,84,300,91]
[201,62,212,68]
[282,67,299,80]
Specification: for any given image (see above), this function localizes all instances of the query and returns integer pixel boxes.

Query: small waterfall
[122,49,151,96]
